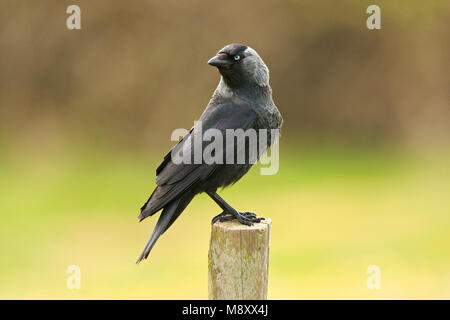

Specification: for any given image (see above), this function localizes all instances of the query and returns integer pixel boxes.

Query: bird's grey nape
[242,47,270,87]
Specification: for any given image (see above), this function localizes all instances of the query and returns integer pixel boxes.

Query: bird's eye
[233,55,241,61]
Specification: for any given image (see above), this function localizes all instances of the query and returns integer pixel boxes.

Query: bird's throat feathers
[215,76,272,104]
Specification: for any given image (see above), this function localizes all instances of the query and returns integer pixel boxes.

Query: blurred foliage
[1,145,450,299]
[0,0,449,148]
[0,1,449,299]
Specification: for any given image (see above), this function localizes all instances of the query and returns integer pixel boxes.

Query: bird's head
[208,43,269,88]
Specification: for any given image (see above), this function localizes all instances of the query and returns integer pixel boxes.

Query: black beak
[208,53,230,68]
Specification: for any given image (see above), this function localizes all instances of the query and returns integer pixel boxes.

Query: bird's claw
[211,211,234,224]
[211,211,265,226]
[237,211,265,225]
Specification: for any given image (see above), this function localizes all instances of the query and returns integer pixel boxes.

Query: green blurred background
[1,0,449,299]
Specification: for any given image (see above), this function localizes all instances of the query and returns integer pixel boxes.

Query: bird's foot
[211,210,265,226]
[236,211,265,226]
[211,211,234,224]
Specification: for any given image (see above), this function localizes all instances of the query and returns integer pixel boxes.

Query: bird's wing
[139,101,257,220]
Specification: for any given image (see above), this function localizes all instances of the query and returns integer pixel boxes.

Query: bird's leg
[207,191,265,226]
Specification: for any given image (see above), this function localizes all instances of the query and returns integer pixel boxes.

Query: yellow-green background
[0,1,449,299]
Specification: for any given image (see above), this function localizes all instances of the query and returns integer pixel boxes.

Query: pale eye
[233,55,241,61]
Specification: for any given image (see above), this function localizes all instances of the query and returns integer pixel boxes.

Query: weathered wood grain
[208,218,271,300]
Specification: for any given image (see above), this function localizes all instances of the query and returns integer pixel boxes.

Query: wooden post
[208,218,271,300]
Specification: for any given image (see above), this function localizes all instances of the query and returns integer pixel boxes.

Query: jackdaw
[137,43,282,263]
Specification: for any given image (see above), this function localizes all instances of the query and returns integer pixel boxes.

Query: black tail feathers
[136,193,194,263]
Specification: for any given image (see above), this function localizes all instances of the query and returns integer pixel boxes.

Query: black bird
[137,44,282,263]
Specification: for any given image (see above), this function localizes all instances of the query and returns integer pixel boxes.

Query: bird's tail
[136,193,194,263]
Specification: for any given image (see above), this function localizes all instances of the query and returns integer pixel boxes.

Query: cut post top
[211,218,271,232]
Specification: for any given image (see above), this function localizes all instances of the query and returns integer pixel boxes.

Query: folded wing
[139,101,257,221]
